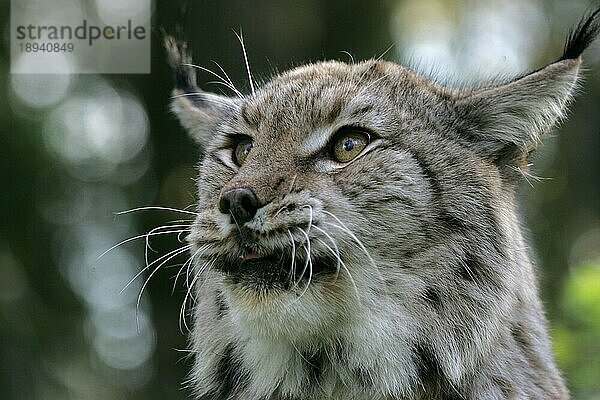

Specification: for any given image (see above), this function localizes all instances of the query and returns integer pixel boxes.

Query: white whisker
[303,204,314,235]
[321,210,393,298]
[97,226,192,260]
[234,30,255,95]
[295,228,313,300]
[340,50,355,64]
[182,63,243,97]
[287,229,297,282]
[315,237,360,300]
[229,211,243,236]
[312,226,341,277]
[177,230,189,242]
[274,205,288,218]
[121,244,191,295]
[321,210,378,270]
[292,236,309,290]
[211,60,239,94]
[170,92,240,106]
[185,249,209,302]
[115,206,198,216]
[376,42,395,60]
[356,74,389,97]
[180,258,214,333]
[133,244,192,332]
[173,245,208,294]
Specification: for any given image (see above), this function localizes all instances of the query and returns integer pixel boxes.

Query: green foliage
[554,261,600,400]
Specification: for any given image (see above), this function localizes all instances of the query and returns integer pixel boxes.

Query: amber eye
[233,138,253,166]
[331,128,370,163]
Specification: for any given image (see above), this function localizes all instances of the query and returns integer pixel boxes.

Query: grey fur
[166,11,599,400]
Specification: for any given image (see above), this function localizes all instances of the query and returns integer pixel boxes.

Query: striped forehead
[240,60,393,124]
[242,79,349,125]
[240,89,379,157]
[232,61,402,156]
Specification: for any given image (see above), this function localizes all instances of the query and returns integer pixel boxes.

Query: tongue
[243,252,263,261]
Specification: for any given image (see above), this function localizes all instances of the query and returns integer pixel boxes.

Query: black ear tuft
[559,8,600,61]
[163,33,198,92]
[164,30,236,145]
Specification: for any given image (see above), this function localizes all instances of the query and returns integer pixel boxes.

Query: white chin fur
[223,279,352,341]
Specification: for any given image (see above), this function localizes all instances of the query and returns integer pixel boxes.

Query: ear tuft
[559,8,600,61]
[163,33,237,145]
[164,34,198,93]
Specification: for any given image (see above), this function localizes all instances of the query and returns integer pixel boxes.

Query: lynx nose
[219,187,259,224]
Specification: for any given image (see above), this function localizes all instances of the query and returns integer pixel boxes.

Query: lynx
[164,9,599,400]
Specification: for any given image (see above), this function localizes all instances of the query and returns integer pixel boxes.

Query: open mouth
[215,250,338,291]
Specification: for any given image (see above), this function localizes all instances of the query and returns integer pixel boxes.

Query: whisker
[315,237,360,300]
[134,244,192,332]
[321,210,378,270]
[144,223,192,267]
[97,226,192,260]
[291,341,312,365]
[185,248,209,302]
[508,164,548,188]
[287,229,297,282]
[356,74,389,97]
[458,255,483,294]
[170,92,240,106]
[312,226,341,277]
[182,63,243,97]
[273,205,288,218]
[303,204,314,235]
[144,230,154,269]
[315,237,340,279]
[321,211,390,297]
[295,228,313,299]
[180,258,214,333]
[234,29,255,95]
[174,348,196,354]
[205,80,246,96]
[177,230,188,242]
[292,246,309,291]
[121,244,191,295]
[323,219,380,276]
[287,245,313,308]
[340,50,355,64]
[115,206,198,216]
[211,60,240,95]
[229,211,243,236]
[376,42,396,60]
[173,245,207,294]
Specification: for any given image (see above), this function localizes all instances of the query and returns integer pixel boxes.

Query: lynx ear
[453,60,580,164]
[164,36,237,145]
[452,9,599,170]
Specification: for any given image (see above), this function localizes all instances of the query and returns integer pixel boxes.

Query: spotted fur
[166,10,599,400]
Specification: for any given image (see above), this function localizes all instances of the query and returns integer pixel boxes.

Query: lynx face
[165,10,598,400]
[186,60,458,336]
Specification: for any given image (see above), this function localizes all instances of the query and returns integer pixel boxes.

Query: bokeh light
[43,79,149,181]
[2,1,598,399]
[95,0,152,26]
[10,57,74,109]
[392,0,549,81]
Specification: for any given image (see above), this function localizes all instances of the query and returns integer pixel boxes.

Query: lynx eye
[331,128,370,163]
[233,138,253,166]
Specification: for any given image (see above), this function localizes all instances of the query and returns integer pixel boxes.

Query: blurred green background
[1,0,599,399]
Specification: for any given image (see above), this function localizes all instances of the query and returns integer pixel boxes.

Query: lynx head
[165,11,598,400]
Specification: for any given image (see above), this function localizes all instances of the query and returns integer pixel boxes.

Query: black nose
[219,187,259,224]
